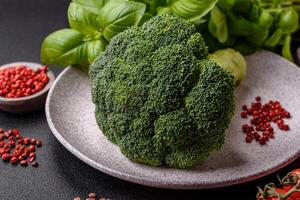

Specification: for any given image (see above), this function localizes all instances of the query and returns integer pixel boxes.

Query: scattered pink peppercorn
[0,128,42,167]
[20,160,28,167]
[2,153,10,161]
[32,161,39,168]
[240,97,291,145]
[10,157,18,165]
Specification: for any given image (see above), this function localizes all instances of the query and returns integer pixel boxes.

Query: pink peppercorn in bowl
[0,62,55,114]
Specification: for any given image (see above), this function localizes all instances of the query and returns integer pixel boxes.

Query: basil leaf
[208,6,228,43]
[68,3,100,36]
[166,0,177,4]
[72,0,108,14]
[278,8,299,34]
[157,7,172,15]
[41,29,104,67]
[247,29,269,46]
[202,30,237,52]
[246,10,273,46]
[169,0,219,25]
[264,29,283,47]
[258,10,273,29]
[149,0,162,15]
[228,14,261,36]
[247,4,260,22]
[217,0,235,12]
[233,40,257,55]
[232,0,251,15]
[282,35,293,62]
[138,13,154,25]
[133,0,164,14]
[87,40,106,64]
[98,0,146,41]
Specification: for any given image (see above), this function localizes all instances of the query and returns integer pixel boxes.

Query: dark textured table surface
[0,0,299,199]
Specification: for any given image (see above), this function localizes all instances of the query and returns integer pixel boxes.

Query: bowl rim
[0,62,55,102]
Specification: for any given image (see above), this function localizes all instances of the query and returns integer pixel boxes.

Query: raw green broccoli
[89,15,235,168]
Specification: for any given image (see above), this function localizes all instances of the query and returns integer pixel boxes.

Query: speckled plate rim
[45,51,300,189]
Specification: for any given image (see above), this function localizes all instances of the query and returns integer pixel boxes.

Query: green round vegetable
[90,15,235,168]
[209,48,247,86]
[208,6,228,43]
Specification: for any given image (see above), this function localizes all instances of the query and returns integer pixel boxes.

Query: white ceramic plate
[46,50,300,189]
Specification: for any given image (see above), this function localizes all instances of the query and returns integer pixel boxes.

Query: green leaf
[166,0,177,4]
[72,0,108,14]
[228,14,261,37]
[131,0,166,15]
[157,7,172,15]
[258,10,273,29]
[264,29,283,47]
[87,40,106,63]
[233,40,257,55]
[166,0,219,25]
[148,0,163,14]
[98,0,146,41]
[138,13,154,25]
[278,8,299,34]
[247,29,269,46]
[282,35,293,62]
[247,4,260,22]
[41,29,105,67]
[202,30,237,52]
[232,0,251,15]
[68,3,100,36]
[209,6,228,43]
[217,0,235,12]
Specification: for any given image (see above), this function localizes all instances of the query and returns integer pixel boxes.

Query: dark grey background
[0,0,299,199]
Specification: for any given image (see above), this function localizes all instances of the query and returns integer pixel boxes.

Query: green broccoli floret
[89,15,235,168]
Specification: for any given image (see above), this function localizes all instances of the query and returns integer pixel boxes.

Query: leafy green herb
[98,0,146,41]
[258,10,273,29]
[278,8,299,34]
[208,6,228,43]
[282,35,293,61]
[264,29,283,47]
[247,29,269,46]
[206,0,300,62]
[41,0,146,69]
[217,0,235,12]
[247,4,260,21]
[41,0,300,69]
[42,29,102,67]
[158,0,219,25]
[68,3,100,36]
[228,14,261,37]
[232,0,251,15]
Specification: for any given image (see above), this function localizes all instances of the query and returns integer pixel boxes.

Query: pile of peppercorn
[0,128,42,167]
[240,97,291,145]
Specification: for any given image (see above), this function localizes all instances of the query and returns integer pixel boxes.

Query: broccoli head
[89,15,235,168]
